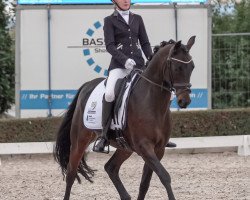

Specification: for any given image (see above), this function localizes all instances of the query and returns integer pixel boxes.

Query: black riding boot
[93,98,114,153]
[166,141,177,148]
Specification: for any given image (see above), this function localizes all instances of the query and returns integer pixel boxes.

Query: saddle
[83,69,142,149]
[111,70,141,148]
[113,70,140,128]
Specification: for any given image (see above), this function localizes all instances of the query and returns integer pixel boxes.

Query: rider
[93,0,176,153]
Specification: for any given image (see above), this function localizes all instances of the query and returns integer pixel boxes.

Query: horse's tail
[54,78,104,184]
[53,82,89,183]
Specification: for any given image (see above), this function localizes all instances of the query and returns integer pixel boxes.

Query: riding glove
[125,58,136,70]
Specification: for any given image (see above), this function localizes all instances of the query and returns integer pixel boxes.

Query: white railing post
[238,135,250,156]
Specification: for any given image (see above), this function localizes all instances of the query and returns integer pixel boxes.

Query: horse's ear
[186,36,196,51]
[173,41,182,52]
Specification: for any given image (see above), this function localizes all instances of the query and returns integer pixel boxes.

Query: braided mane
[145,39,176,67]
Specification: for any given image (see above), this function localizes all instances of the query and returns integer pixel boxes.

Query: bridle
[139,44,193,96]
[165,45,193,95]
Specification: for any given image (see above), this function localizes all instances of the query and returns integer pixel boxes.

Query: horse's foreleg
[104,149,133,200]
[137,163,153,200]
[137,148,164,200]
[140,146,175,200]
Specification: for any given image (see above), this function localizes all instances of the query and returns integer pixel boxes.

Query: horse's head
[164,36,195,108]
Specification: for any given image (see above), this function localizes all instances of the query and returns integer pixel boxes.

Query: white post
[238,135,250,156]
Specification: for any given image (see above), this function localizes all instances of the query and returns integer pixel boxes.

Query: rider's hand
[125,58,136,70]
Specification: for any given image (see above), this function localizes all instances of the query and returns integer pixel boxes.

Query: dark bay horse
[54,36,196,200]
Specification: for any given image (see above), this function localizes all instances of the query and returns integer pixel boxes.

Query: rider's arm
[138,16,153,60]
[103,17,129,66]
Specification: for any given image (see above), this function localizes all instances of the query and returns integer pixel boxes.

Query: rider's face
[114,0,131,10]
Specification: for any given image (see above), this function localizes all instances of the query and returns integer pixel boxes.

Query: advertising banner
[18,0,207,5]
[17,5,210,117]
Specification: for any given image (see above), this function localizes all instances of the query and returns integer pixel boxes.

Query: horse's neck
[134,53,171,114]
[143,45,171,84]
[143,54,164,85]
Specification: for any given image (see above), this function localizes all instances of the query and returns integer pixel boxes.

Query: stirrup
[92,137,110,154]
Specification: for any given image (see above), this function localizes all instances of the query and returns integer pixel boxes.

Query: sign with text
[20,89,208,110]
[17,6,210,117]
[18,0,207,5]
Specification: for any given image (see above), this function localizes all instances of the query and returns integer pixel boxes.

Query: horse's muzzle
[176,89,191,108]
[177,97,191,108]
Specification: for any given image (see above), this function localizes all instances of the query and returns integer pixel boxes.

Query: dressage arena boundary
[0,135,249,159]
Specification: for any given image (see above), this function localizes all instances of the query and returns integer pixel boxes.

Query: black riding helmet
[111,0,131,11]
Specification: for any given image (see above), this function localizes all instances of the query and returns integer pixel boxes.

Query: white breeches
[105,68,132,102]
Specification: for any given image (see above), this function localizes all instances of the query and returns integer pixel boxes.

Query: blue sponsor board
[20,90,77,109]
[18,0,206,5]
[20,88,208,109]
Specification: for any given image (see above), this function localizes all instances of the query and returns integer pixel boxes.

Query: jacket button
[128,29,130,31]
[131,52,133,54]
[129,36,131,39]
[130,44,132,46]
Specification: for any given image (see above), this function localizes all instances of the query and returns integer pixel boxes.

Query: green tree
[212,0,250,108]
[0,0,15,114]
[233,0,250,32]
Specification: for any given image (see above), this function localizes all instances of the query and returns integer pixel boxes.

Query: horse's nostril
[178,99,184,108]
[178,98,190,108]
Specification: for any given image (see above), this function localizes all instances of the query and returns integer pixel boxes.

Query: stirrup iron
[92,137,110,154]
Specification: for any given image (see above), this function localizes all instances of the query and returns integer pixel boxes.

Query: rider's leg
[93,68,131,153]
[93,97,114,153]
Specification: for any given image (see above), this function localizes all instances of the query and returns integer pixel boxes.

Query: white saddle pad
[83,75,137,130]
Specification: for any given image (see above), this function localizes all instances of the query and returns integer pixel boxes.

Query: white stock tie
[121,10,129,15]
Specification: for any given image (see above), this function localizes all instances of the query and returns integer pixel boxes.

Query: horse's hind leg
[104,149,133,200]
[64,141,85,200]
[137,149,164,200]
[139,146,175,200]
[64,130,93,200]
[64,115,95,200]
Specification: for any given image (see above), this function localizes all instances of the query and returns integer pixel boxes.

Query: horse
[54,36,196,200]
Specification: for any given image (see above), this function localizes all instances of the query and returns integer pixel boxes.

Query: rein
[138,73,172,93]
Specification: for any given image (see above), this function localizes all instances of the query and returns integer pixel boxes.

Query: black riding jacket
[103,10,152,71]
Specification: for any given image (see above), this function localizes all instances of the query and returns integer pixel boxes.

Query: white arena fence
[0,135,249,158]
